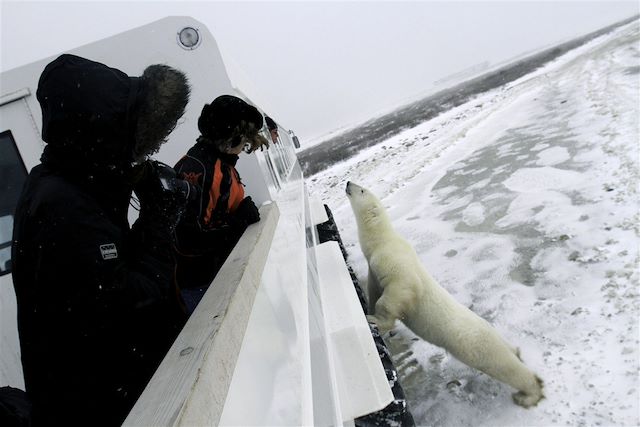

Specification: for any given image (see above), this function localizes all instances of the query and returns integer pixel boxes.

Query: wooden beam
[123,202,280,426]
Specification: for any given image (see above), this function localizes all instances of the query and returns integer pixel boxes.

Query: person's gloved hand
[234,196,260,226]
[134,161,196,232]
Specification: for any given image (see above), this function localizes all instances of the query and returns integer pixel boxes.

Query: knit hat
[197,95,269,153]
[198,95,263,143]
[265,116,277,131]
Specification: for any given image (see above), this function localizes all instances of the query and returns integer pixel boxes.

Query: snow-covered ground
[308,21,639,427]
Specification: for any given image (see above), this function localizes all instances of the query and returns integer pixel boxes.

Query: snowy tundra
[309,20,639,427]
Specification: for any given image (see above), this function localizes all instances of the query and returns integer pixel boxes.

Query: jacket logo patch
[182,172,202,184]
[100,244,118,260]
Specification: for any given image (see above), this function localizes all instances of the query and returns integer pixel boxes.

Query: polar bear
[345,181,544,408]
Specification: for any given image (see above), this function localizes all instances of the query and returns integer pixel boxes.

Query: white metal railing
[257,128,298,193]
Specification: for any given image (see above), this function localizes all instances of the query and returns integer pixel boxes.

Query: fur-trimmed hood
[37,54,190,176]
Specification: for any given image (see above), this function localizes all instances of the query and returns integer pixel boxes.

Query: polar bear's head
[346,181,389,229]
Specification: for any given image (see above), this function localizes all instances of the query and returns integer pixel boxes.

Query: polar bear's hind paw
[512,390,543,408]
[512,376,544,408]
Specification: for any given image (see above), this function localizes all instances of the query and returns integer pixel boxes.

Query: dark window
[0,131,28,276]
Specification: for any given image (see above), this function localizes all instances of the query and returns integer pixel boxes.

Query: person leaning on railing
[173,95,269,314]
[11,54,192,426]
[265,115,279,144]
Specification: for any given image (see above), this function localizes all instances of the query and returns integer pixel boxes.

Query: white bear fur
[346,181,544,408]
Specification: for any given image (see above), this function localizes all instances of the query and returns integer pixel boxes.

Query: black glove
[134,161,197,232]
[234,197,260,226]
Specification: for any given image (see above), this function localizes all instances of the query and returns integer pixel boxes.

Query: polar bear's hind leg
[445,324,544,408]
[490,352,544,408]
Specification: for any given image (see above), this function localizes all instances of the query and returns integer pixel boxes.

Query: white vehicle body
[0,17,392,426]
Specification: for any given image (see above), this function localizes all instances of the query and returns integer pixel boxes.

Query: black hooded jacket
[11,55,187,426]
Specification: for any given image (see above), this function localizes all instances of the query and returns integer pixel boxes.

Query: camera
[131,160,198,212]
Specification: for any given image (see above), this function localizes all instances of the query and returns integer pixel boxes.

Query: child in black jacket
[174,95,269,313]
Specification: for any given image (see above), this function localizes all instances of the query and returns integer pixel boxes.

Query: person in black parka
[11,54,191,426]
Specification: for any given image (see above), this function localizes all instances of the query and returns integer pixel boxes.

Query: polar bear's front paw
[366,315,381,327]
[366,314,394,334]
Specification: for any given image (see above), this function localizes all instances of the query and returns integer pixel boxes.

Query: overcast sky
[1,1,638,145]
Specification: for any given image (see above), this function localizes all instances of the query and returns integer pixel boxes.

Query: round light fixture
[177,27,201,50]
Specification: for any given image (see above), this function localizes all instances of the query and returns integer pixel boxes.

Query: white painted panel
[0,275,23,389]
[315,241,394,421]
[219,167,314,426]
[309,197,329,226]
